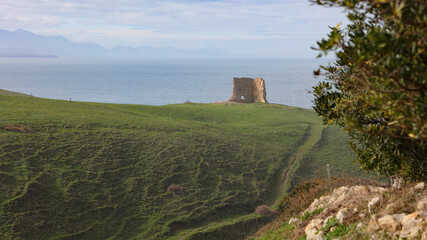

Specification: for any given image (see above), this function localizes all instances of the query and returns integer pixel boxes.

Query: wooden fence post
[326,164,332,190]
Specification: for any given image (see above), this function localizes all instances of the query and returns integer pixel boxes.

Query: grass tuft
[301,207,324,221]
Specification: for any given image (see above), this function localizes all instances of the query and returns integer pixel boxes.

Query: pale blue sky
[0,0,347,58]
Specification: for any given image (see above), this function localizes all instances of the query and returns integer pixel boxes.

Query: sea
[0,58,332,109]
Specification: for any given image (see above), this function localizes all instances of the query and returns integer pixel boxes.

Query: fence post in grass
[326,164,332,191]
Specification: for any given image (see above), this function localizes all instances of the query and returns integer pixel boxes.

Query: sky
[0,0,348,58]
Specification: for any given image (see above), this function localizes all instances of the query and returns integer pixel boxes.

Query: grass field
[287,126,379,191]
[0,90,368,239]
[0,89,31,97]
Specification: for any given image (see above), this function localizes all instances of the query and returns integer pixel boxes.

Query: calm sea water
[0,58,330,108]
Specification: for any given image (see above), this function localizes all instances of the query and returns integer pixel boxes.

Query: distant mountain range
[0,29,242,59]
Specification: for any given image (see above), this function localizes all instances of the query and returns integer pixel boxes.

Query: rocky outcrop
[226,77,268,103]
[289,183,426,240]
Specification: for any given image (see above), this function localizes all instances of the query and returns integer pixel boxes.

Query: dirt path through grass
[176,123,324,240]
[270,123,323,208]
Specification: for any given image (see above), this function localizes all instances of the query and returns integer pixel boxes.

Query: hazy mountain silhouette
[0,29,241,58]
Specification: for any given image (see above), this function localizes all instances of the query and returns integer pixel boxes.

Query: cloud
[0,0,344,30]
[0,0,347,57]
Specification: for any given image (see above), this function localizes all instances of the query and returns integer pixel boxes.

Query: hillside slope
[0,92,365,239]
[0,89,31,97]
[251,179,426,240]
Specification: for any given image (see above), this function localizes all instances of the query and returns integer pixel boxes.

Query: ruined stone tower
[227,77,268,103]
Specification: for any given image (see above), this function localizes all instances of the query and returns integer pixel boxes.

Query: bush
[311,0,427,181]
[301,208,324,221]
[255,205,271,216]
[167,184,184,194]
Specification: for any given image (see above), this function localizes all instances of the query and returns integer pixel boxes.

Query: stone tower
[227,77,268,103]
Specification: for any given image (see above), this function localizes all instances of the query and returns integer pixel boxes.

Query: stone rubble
[287,182,426,240]
[414,182,425,191]
[368,196,381,213]
[336,207,352,223]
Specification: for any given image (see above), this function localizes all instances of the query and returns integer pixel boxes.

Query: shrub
[255,205,271,216]
[321,217,340,232]
[311,0,427,181]
[167,184,184,194]
[324,224,350,240]
[301,208,324,221]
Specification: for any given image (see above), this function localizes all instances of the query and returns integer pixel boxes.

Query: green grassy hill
[0,91,371,239]
[0,89,31,97]
[287,126,378,191]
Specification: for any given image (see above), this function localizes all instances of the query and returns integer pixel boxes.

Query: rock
[305,221,316,234]
[312,218,324,230]
[370,233,381,240]
[305,228,316,240]
[368,186,387,194]
[368,196,381,213]
[402,212,420,224]
[422,229,427,240]
[328,195,337,205]
[305,218,324,233]
[400,219,423,239]
[417,197,427,215]
[306,229,323,240]
[308,199,320,211]
[368,215,380,232]
[334,186,350,196]
[385,203,398,214]
[334,194,348,205]
[400,212,423,239]
[414,182,425,191]
[319,195,330,202]
[336,208,352,223]
[392,213,406,223]
[306,229,318,240]
[352,185,369,195]
[370,187,387,193]
[392,178,403,189]
[408,187,415,196]
[305,222,324,240]
[315,231,324,240]
[305,219,324,240]
[288,217,299,225]
[377,215,401,232]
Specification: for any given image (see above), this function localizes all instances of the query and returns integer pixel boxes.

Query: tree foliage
[311,0,426,181]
